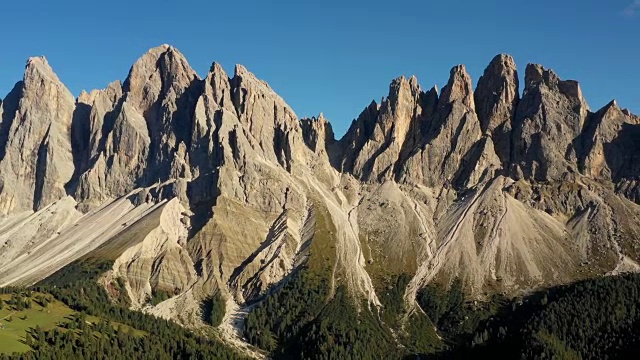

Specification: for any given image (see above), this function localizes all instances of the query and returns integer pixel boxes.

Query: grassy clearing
[0,292,145,354]
[0,292,73,354]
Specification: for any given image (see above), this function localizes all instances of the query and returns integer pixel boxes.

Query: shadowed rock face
[510,63,590,181]
[475,54,519,164]
[396,65,484,187]
[340,75,424,181]
[72,45,202,207]
[2,46,640,333]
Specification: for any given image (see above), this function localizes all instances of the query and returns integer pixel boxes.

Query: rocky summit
[1,46,640,357]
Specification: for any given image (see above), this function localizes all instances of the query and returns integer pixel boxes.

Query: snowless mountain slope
[1,48,640,353]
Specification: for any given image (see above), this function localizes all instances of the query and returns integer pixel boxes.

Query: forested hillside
[0,260,246,360]
[2,259,640,359]
[423,273,640,359]
[242,269,640,359]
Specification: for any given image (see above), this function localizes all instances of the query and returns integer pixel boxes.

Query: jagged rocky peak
[397,64,484,187]
[0,56,75,214]
[380,75,423,139]
[230,63,306,171]
[192,62,234,130]
[22,56,74,108]
[189,62,234,180]
[300,113,336,155]
[77,80,122,106]
[475,54,519,133]
[74,80,124,161]
[339,64,490,186]
[123,44,199,111]
[0,47,637,214]
[509,61,592,181]
[579,98,640,182]
[123,44,200,173]
[474,54,519,164]
[231,63,300,124]
[388,75,421,103]
[386,75,424,141]
[422,84,439,115]
[596,99,623,122]
[340,74,425,181]
[25,57,57,82]
[72,45,206,207]
[525,63,579,95]
[622,108,635,117]
[440,64,475,109]
[203,62,234,112]
[338,100,380,172]
[524,63,589,115]
[524,63,553,85]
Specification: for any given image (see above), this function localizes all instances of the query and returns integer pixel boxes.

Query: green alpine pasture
[0,291,144,355]
[0,292,73,354]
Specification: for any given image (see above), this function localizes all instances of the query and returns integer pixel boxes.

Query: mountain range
[1,44,640,358]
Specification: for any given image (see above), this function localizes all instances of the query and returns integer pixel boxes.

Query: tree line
[0,260,247,360]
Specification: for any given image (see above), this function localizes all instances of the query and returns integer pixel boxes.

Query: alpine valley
[1,45,640,359]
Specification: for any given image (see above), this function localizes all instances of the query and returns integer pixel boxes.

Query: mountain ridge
[1,45,640,358]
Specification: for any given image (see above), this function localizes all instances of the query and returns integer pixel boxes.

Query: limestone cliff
[0,57,75,214]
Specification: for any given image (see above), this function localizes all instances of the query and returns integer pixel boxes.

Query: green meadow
[0,292,143,354]
[0,292,73,354]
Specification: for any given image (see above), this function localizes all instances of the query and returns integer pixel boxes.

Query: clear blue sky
[1,0,639,136]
